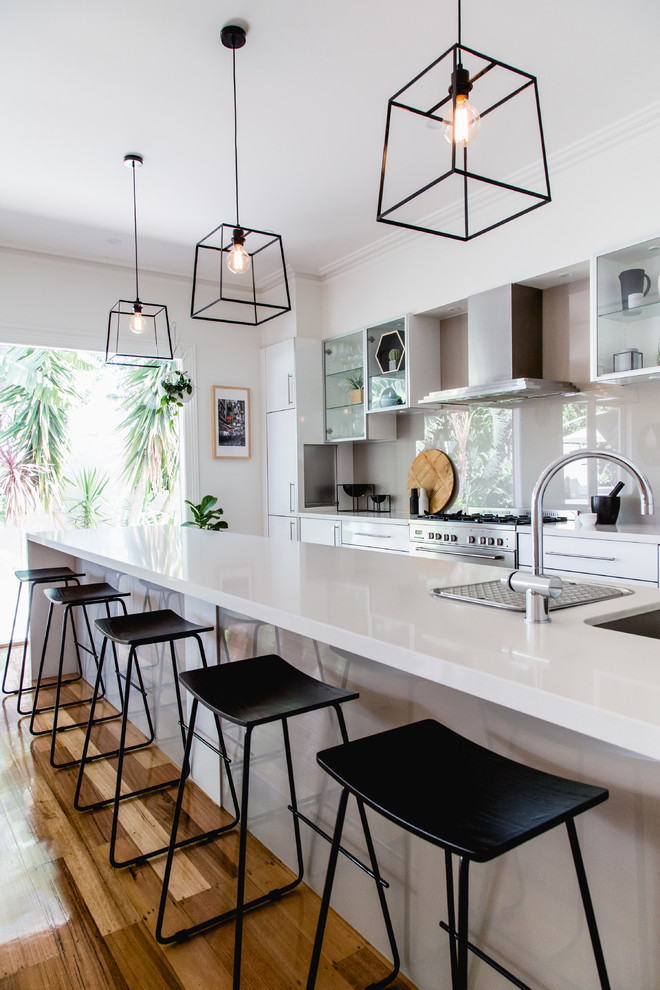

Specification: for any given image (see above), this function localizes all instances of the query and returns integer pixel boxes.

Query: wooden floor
[0,646,416,990]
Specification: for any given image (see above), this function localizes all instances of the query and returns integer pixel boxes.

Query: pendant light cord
[131,162,140,301]
[457,0,462,48]
[232,44,240,228]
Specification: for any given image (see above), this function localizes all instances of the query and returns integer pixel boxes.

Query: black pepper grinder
[409,487,419,516]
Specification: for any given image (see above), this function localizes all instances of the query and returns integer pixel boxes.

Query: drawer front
[341,519,409,553]
[518,533,658,582]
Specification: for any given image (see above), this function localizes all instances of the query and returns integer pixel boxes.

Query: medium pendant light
[377,0,551,241]
[106,154,173,366]
[190,24,291,326]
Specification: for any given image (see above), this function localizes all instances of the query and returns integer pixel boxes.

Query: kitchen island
[27,525,660,990]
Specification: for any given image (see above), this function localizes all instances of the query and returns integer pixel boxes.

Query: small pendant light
[377,0,551,241]
[191,24,291,326]
[106,154,173,366]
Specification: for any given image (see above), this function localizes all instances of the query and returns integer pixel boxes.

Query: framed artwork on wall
[212,385,250,459]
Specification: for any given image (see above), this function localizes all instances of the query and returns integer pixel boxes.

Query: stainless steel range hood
[419,284,578,407]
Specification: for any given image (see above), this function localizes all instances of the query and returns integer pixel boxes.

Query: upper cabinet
[367,314,441,412]
[323,330,367,442]
[323,314,440,441]
[265,338,296,411]
[591,233,660,384]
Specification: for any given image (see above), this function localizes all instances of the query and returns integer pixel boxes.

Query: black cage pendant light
[106,154,173,366]
[191,24,291,326]
[377,0,551,241]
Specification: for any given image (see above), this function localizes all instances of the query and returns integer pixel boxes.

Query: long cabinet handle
[546,551,616,562]
[333,523,340,546]
[415,547,505,561]
[287,373,294,406]
[353,532,392,538]
[289,483,295,513]
[289,520,296,541]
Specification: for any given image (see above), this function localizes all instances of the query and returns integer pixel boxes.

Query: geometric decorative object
[375,328,405,373]
[106,154,173,366]
[191,25,291,325]
[377,1,551,241]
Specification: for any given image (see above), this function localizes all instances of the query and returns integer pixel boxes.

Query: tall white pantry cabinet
[265,338,324,541]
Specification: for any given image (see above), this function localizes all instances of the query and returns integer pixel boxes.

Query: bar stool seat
[30,581,131,769]
[306,718,611,990]
[2,566,85,711]
[155,654,359,990]
[74,608,219,871]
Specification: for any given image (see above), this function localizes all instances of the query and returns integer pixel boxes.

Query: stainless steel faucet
[507,449,654,623]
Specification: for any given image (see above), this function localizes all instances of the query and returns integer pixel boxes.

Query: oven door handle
[413,546,506,561]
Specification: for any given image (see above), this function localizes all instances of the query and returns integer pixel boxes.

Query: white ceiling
[1,0,659,279]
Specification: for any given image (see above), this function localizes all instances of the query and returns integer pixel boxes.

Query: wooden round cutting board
[407,450,455,514]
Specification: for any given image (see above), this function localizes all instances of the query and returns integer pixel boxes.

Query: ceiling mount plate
[123,153,143,168]
[221,24,247,49]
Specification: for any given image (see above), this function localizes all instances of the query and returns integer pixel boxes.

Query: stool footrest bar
[289,806,389,888]
[439,921,534,990]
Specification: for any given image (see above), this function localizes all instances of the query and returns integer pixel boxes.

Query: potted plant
[181,494,228,530]
[344,370,364,404]
[158,371,193,425]
[388,348,402,371]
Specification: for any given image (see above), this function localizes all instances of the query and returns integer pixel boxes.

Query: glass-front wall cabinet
[323,330,365,441]
[366,317,407,411]
[592,234,660,383]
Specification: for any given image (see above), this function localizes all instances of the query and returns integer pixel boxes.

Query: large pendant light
[377,0,551,241]
[106,154,173,366]
[191,24,291,326]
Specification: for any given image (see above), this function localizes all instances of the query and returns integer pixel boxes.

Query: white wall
[0,247,265,535]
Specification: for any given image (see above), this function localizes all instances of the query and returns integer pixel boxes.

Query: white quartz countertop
[518,521,660,542]
[28,525,660,759]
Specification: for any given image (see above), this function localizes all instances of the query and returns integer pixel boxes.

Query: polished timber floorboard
[0,648,416,990]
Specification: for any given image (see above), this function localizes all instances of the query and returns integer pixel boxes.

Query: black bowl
[590,495,620,525]
[343,484,368,498]
[371,494,387,504]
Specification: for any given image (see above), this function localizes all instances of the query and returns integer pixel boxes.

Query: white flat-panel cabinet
[267,409,298,516]
[518,532,658,584]
[268,514,298,541]
[265,339,296,412]
[300,517,341,546]
[341,518,409,553]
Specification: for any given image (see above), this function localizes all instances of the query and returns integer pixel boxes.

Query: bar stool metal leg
[73,635,155,811]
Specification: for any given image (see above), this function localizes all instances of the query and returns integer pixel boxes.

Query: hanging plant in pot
[344,370,364,405]
[157,371,193,425]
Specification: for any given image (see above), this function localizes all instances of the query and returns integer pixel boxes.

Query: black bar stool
[74,608,224,871]
[306,719,612,990]
[155,654,359,990]
[2,566,85,712]
[28,582,132,769]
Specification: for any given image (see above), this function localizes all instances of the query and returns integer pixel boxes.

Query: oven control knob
[444,533,450,541]
[479,536,486,545]
[468,535,475,544]
[497,538,504,546]
[428,533,434,539]
[487,537,495,545]
[450,534,457,542]
[435,532,442,540]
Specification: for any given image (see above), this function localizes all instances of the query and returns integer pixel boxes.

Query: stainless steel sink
[591,608,660,638]
[431,579,633,612]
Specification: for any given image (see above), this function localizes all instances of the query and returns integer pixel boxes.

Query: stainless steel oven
[408,511,568,569]
[409,518,518,568]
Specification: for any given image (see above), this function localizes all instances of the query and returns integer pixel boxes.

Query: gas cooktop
[421,511,568,526]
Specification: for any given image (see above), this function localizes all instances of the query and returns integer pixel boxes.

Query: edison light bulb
[227,228,251,275]
[442,94,480,147]
[130,302,145,335]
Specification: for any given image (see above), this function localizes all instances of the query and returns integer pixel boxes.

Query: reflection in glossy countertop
[28,525,660,759]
